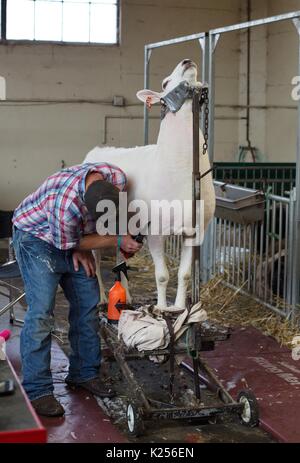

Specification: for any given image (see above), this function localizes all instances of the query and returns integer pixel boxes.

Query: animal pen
[144,11,300,323]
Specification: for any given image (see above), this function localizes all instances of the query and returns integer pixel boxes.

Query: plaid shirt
[13,163,127,250]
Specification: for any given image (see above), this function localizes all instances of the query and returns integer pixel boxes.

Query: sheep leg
[147,235,169,308]
[174,239,193,309]
[121,268,132,304]
[93,249,108,304]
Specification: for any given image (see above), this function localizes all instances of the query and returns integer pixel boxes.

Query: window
[0,0,119,44]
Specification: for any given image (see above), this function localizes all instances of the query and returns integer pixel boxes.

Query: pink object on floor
[0,330,11,341]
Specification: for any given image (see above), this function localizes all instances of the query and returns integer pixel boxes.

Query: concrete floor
[0,248,275,443]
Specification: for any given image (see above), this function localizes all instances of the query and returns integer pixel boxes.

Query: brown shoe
[65,377,115,398]
[31,395,65,417]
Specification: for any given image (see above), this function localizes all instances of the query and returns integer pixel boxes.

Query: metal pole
[143,47,151,145]
[147,32,205,50]
[192,89,201,303]
[200,33,213,283]
[200,32,209,84]
[292,18,300,323]
[1,0,7,41]
[211,11,300,35]
[208,33,219,165]
[199,33,219,284]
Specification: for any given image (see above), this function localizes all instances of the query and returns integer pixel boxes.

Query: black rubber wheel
[208,415,219,425]
[237,390,259,427]
[126,402,144,437]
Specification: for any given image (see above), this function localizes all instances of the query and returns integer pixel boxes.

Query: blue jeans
[13,227,101,401]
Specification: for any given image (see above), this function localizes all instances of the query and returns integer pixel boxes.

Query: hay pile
[126,248,299,348]
[199,276,299,348]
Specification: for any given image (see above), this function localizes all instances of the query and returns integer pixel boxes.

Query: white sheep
[84,59,216,309]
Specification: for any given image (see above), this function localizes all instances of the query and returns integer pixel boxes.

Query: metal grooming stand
[99,312,248,437]
[143,10,300,321]
[143,31,214,287]
[99,87,259,437]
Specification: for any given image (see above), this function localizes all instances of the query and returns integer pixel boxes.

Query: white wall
[237,0,300,163]
[1,0,300,210]
[265,0,300,162]
[0,0,241,209]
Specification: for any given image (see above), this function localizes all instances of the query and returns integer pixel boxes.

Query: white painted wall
[1,0,300,209]
[0,0,241,209]
[237,0,300,163]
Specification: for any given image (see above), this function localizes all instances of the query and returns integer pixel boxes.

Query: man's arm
[76,233,142,253]
[73,234,142,277]
[76,233,117,251]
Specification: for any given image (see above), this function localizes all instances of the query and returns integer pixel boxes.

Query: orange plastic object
[107,281,126,321]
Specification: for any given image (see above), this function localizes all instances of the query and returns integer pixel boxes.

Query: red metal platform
[0,355,46,443]
[184,326,300,443]
[6,336,127,443]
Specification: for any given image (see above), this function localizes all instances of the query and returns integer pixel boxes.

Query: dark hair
[84,180,120,220]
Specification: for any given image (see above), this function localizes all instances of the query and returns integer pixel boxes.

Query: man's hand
[120,235,142,256]
[72,250,96,278]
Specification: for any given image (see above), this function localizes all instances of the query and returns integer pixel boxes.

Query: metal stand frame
[0,240,25,325]
[100,89,259,436]
[99,314,255,436]
[143,10,300,319]
[144,32,208,145]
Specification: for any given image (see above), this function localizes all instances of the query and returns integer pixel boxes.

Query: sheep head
[136,59,201,107]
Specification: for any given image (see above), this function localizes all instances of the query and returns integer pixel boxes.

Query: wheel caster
[217,388,230,404]
[126,402,144,437]
[237,390,259,427]
[208,415,219,425]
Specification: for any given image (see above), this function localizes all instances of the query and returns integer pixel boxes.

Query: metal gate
[212,190,295,318]
[164,173,296,319]
[214,163,296,196]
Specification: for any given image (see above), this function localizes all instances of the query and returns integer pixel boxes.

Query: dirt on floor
[50,249,276,443]
[0,245,278,442]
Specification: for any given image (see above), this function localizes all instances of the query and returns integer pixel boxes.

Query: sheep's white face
[137,59,200,107]
[161,59,198,94]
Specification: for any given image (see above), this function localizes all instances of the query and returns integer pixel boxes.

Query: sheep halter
[160,82,210,157]
[160,81,193,120]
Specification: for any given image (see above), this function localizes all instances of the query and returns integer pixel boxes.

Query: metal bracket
[293,18,300,35]
[145,47,152,62]
[210,33,220,53]
[199,37,205,51]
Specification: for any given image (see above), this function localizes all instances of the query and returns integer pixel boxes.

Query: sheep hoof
[174,300,186,310]
[163,306,186,314]
[154,304,168,311]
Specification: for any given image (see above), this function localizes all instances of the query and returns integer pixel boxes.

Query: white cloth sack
[118,303,207,352]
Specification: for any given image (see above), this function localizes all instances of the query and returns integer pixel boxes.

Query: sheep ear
[136,89,162,105]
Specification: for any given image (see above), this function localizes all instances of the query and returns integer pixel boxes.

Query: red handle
[0,330,11,341]
[121,251,134,259]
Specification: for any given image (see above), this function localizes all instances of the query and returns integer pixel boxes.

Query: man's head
[84,180,120,221]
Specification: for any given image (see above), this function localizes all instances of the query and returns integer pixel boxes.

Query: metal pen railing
[214,163,296,197]
[164,186,295,319]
